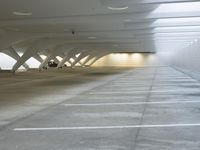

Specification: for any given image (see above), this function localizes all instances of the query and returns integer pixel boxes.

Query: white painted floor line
[63,100,200,106]
[89,90,200,94]
[14,123,200,131]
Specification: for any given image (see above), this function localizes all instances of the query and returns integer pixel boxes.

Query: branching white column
[81,55,94,66]
[12,43,38,72]
[33,54,43,63]
[58,49,82,67]
[3,47,30,70]
[56,48,75,68]
[11,38,47,73]
[53,57,60,64]
[68,59,73,65]
[88,53,108,66]
[71,52,88,67]
[57,55,69,68]
[39,54,53,71]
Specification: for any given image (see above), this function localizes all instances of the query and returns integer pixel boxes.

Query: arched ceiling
[0,0,199,53]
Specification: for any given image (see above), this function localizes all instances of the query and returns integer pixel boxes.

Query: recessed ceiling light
[113,44,119,47]
[6,27,20,32]
[124,19,132,22]
[64,29,69,32]
[88,36,97,39]
[13,11,32,16]
[108,6,128,10]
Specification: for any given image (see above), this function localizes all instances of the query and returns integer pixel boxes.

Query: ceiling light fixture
[108,6,128,10]
[88,36,97,39]
[13,11,32,16]
[124,19,132,22]
[6,27,20,32]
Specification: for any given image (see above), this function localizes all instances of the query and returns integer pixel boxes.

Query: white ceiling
[0,0,200,54]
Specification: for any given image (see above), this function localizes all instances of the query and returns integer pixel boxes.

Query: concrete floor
[0,66,200,150]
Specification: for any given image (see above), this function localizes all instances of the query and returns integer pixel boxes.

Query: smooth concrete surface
[173,66,200,83]
[0,66,200,149]
[0,67,131,127]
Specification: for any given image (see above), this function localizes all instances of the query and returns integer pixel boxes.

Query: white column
[3,47,30,70]
[71,52,88,67]
[57,55,69,68]
[39,55,53,71]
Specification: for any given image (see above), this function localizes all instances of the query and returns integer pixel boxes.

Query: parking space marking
[14,123,200,131]
[63,100,200,107]
[88,90,200,94]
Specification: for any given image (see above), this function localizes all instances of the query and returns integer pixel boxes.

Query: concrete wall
[157,40,200,74]
[93,53,162,67]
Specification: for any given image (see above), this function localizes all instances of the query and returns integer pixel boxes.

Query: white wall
[157,40,200,74]
[93,53,162,67]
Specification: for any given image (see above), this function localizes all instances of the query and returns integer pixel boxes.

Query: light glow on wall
[131,53,143,59]
[93,53,158,67]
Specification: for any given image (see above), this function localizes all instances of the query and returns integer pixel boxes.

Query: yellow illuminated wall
[93,53,161,67]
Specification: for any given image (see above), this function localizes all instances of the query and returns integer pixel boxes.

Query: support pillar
[39,55,53,71]
[3,47,30,70]
[57,55,69,68]
[33,53,43,63]
[71,53,88,67]
[12,50,34,72]
[12,40,40,73]
[88,54,107,66]
[81,55,95,66]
